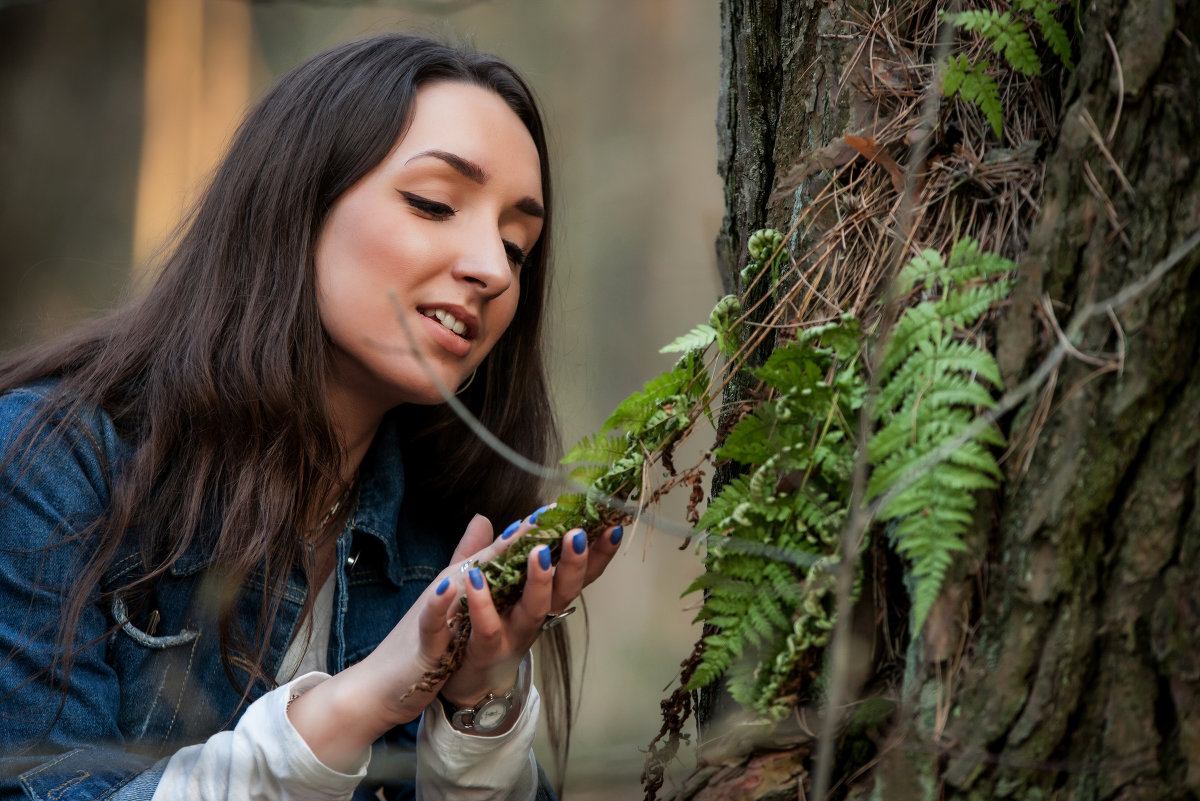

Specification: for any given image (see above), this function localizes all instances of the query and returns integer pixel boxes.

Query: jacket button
[346,551,360,570]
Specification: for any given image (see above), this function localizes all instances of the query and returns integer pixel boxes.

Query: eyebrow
[405,149,545,220]
[407,149,486,183]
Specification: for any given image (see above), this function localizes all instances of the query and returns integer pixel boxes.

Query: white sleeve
[415,683,540,801]
[151,672,368,801]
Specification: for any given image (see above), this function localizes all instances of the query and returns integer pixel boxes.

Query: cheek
[481,288,523,359]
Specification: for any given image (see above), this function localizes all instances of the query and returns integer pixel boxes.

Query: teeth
[424,309,468,337]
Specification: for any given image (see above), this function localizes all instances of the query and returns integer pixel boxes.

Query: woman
[0,34,619,801]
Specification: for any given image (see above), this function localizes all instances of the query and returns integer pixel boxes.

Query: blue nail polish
[469,567,484,590]
[573,531,587,555]
[436,577,450,595]
[501,519,521,539]
[538,546,552,571]
[528,504,552,524]
[610,526,624,546]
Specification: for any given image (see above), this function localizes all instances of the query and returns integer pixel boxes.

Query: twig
[1078,107,1133,196]
[1103,31,1124,144]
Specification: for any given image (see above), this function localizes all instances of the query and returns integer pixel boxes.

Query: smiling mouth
[421,308,471,339]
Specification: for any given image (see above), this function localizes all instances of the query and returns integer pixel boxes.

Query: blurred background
[0,0,722,796]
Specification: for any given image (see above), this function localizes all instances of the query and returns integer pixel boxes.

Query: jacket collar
[168,413,419,583]
[346,412,409,586]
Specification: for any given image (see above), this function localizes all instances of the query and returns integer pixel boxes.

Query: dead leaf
[844,134,905,193]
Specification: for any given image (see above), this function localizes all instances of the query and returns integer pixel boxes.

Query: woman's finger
[549,528,589,612]
[582,524,624,587]
[450,513,494,563]
[417,576,457,658]
[509,545,554,634]
[462,565,502,646]
[494,502,553,546]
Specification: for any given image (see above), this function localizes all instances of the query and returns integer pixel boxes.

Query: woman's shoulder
[0,378,133,478]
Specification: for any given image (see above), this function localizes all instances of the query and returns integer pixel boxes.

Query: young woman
[0,34,620,801]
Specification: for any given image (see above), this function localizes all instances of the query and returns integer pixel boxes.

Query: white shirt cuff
[415,683,540,800]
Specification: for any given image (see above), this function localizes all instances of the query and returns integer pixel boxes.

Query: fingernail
[538,546,552,571]
[501,519,521,539]
[469,567,484,590]
[610,526,624,546]
[529,504,552,524]
[572,531,587,555]
[436,577,450,595]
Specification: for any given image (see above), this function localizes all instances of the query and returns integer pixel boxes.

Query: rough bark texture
[700,0,1200,799]
[928,1,1200,797]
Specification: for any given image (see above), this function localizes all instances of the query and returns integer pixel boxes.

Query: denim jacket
[0,384,540,801]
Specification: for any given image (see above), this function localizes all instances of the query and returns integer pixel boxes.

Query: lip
[417,303,479,359]
[418,303,480,340]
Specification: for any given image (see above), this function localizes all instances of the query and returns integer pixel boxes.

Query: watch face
[475,696,512,731]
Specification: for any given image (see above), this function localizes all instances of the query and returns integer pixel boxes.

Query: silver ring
[459,559,477,574]
[541,606,577,631]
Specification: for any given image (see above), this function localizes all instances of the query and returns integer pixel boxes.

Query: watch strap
[438,651,531,736]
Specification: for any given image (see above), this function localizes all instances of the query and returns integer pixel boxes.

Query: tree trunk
[688,0,1200,798]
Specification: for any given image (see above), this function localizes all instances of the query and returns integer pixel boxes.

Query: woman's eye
[503,241,528,268]
[399,191,456,219]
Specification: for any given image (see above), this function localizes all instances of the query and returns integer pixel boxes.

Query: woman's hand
[438,508,624,707]
[287,509,622,769]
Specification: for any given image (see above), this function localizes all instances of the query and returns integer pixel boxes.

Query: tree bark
[694,0,1200,799]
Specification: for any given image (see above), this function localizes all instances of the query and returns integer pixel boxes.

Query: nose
[451,226,515,299]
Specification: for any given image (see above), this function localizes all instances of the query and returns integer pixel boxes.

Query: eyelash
[400,191,528,268]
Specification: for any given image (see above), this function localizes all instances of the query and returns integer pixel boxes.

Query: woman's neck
[324,380,387,486]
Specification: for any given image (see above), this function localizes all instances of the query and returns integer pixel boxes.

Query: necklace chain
[305,474,358,550]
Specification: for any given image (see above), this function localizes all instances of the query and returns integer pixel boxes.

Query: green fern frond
[603,358,704,434]
[868,240,1014,632]
[945,237,1017,285]
[943,54,1005,139]
[943,10,1041,76]
[877,338,1005,412]
[1015,0,1075,68]
[561,432,629,466]
[709,294,743,356]
[880,302,946,377]
[660,324,718,354]
[936,280,1014,329]
[895,248,946,295]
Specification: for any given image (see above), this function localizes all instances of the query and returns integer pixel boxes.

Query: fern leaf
[943,54,1005,139]
[660,324,718,354]
[923,376,1002,410]
[603,368,687,433]
[946,237,1016,286]
[934,281,1013,330]
[881,301,945,377]
[944,10,1041,76]
[1016,0,1075,68]
[561,431,629,466]
[895,248,946,295]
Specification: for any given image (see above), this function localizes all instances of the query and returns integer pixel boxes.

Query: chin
[399,379,469,406]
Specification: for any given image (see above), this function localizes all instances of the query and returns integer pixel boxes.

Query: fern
[1015,0,1075,69]
[684,310,865,720]
[942,10,1041,76]
[943,54,1005,139]
[635,233,1017,733]
[660,324,718,355]
[868,238,1015,630]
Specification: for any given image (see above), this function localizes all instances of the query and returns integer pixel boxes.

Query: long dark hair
[0,33,570,776]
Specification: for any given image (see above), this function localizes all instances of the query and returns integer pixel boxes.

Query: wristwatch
[439,652,531,735]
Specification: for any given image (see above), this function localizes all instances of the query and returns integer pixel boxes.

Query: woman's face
[315,80,544,418]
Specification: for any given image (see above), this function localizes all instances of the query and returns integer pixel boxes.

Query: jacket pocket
[109,598,204,746]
